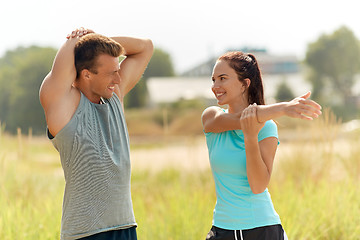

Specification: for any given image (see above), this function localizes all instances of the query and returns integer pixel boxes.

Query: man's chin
[103,92,114,99]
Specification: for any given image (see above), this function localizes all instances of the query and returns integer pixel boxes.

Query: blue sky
[1,0,359,73]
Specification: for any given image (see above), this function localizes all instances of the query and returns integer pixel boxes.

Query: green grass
[132,169,215,239]
[0,149,63,240]
[1,111,360,239]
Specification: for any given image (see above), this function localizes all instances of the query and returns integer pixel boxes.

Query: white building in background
[181,48,300,77]
[262,73,312,103]
[147,73,312,106]
[146,48,359,106]
[147,77,213,105]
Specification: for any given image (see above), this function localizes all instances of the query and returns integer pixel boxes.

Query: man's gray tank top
[49,92,136,240]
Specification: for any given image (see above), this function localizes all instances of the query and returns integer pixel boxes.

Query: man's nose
[114,73,121,84]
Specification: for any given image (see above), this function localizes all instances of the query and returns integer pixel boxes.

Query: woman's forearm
[256,103,286,123]
[256,92,322,122]
[245,137,271,194]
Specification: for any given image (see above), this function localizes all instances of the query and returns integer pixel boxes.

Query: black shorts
[206,224,287,240]
[78,226,137,240]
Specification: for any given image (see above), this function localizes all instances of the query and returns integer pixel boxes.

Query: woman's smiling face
[211,60,247,107]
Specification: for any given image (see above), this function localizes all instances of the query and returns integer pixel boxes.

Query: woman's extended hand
[240,103,265,138]
[284,92,322,120]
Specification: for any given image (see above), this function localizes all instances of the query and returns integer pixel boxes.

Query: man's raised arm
[39,28,93,109]
[111,36,153,101]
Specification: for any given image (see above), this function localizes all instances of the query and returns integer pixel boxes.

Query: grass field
[1,111,360,240]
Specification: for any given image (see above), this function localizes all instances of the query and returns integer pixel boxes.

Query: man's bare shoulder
[41,83,81,137]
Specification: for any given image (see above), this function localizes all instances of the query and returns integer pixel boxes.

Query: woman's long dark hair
[218,51,265,105]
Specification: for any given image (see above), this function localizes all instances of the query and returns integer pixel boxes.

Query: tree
[0,46,176,133]
[124,48,175,108]
[305,26,360,105]
[0,46,56,134]
[143,48,175,79]
[275,80,295,102]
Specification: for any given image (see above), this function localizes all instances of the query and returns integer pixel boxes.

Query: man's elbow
[144,39,154,53]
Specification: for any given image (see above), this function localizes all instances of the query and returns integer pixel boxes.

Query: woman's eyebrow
[217,73,228,78]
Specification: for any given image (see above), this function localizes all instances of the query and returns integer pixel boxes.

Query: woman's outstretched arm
[202,92,322,133]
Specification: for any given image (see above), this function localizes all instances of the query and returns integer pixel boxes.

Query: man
[39,28,153,240]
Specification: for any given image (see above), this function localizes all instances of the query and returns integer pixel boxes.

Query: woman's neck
[228,101,249,114]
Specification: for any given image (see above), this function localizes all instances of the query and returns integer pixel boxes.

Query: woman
[202,52,321,240]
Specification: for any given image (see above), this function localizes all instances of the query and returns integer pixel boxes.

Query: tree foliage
[0,46,56,134]
[143,48,175,79]
[0,46,176,134]
[275,80,295,102]
[305,26,360,104]
[124,48,175,108]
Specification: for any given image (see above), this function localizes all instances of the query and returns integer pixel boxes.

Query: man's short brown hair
[74,33,124,79]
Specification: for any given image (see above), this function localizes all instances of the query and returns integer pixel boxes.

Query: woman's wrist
[277,102,286,117]
[243,135,259,145]
[256,102,286,122]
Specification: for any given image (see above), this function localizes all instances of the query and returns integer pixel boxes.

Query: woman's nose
[212,80,220,89]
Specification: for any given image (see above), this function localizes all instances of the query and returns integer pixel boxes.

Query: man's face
[88,54,120,101]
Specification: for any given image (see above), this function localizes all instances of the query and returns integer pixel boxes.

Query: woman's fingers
[298,91,311,100]
[241,104,261,123]
[293,103,321,120]
[299,100,322,117]
[300,98,322,110]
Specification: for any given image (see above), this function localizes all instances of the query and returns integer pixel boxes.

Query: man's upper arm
[39,38,78,109]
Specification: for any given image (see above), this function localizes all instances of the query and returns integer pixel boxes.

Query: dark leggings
[206,224,286,240]
[79,226,137,240]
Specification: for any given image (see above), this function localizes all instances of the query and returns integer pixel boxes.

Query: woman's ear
[244,78,251,88]
[242,78,251,93]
